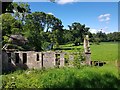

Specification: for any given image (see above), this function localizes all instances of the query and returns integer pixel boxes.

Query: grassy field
[91,42,118,61]
[59,42,118,61]
[1,42,120,88]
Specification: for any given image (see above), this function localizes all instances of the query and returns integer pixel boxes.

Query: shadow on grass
[2,68,120,88]
[49,72,120,88]
[54,47,81,51]
[54,47,73,50]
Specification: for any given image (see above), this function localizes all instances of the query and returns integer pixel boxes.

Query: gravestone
[83,35,91,65]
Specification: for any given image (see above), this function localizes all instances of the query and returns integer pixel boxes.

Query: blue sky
[27,2,118,33]
[13,0,119,33]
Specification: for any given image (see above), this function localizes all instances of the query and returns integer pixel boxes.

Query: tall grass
[2,66,120,88]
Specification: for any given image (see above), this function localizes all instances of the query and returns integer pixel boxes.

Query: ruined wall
[2,51,65,71]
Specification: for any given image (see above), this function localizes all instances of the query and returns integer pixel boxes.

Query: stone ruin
[2,50,66,71]
[83,35,106,66]
[2,35,106,72]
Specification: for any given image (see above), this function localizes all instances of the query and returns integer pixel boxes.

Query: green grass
[91,42,118,61]
[59,42,118,61]
[2,42,119,88]
[56,43,83,52]
[2,66,120,88]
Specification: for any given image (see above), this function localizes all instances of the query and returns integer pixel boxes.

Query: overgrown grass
[2,66,120,88]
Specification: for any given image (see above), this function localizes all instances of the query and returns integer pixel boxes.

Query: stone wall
[2,51,65,71]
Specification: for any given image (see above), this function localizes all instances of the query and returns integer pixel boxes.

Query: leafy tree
[1,1,13,13]
[1,13,24,46]
[1,13,15,36]
[12,2,31,23]
[1,1,31,14]
[68,22,90,45]
[63,29,74,44]
[96,31,107,42]
[1,2,31,50]
[23,12,44,51]
[109,32,120,42]
[52,24,63,46]
[23,12,63,51]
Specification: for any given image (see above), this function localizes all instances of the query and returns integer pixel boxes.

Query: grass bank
[2,65,120,88]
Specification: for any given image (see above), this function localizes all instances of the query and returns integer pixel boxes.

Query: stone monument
[83,35,91,65]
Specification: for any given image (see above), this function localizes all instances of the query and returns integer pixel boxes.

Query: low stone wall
[2,50,66,71]
[90,61,106,66]
[2,50,95,72]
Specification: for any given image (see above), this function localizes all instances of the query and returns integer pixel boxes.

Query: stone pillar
[69,54,74,66]
[39,52,42,68]
[2,51,9,71]
[84,39,88,53]
[85,53,91,65]
[11,52,16,66]
[19,52,23,64]
[53,53,56,66]
[83,35,91,65]
[60,53,65,67]
[69,54,74,61]
[27,51,33,68]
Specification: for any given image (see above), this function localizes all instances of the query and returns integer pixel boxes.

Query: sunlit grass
[59,42,118,61]
[91,42,118,61]
[2,66,120,88]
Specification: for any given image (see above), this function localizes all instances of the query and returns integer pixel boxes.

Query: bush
[72,48,85,68]
[93,38,100,45]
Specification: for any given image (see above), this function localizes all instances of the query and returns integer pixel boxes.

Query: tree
[1,1,31,14]
[12,2,31,22]
[23,12,63,51]
[1,13,24,46]
[51,19,63,46]
[23,12,44,51]
[96,31,107,42]
[1,1,13,13]
[63,29,74,44]
[1,2,31,49]
[68,22,90,45]
[110,32,120,42]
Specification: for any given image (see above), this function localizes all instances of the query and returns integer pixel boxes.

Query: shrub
[72,49,85,68]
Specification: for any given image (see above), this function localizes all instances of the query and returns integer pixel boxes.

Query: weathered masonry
[2,51,65,71]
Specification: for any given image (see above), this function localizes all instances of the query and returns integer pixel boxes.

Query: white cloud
[90,27,110,34]
[56,0,79,4]
[98,15,104,19]
[47,12,54,15]
[89,29,98,34]
[101,27,109,33]
[106,17,110,21]
[98,29,105,33]
[98,13,111,23]
[104,14,110,17]
[103,26,108,30]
